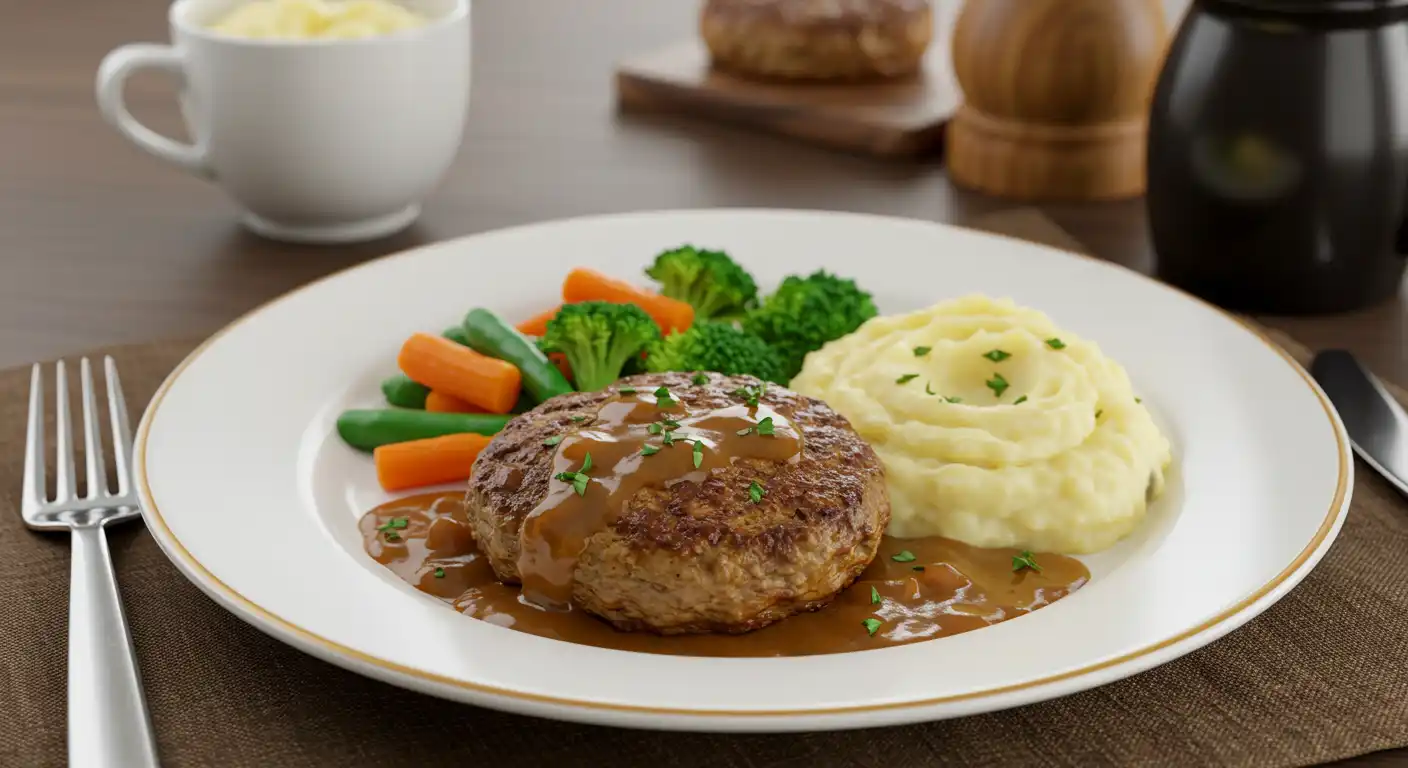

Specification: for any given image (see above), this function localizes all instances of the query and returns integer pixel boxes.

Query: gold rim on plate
[134,213,1351,719]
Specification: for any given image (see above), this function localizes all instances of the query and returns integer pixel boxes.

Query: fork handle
[68,524,160,768]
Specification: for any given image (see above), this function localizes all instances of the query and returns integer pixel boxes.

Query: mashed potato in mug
[208,0,427,40]
[791,295,1172,554]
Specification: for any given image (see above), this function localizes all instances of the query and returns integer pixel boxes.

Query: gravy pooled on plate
[361,492,1088,657]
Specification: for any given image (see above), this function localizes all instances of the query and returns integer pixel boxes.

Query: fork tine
[22,364,46,507]
[54,361,76,502]
[105,357,134,496]
[79,358,108,500]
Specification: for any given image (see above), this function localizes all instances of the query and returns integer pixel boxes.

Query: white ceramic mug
[97,0,470,244]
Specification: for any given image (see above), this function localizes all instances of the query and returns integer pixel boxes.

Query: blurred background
[2,0,1403,372]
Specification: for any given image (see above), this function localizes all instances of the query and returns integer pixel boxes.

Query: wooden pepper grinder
[947,0,1169,201]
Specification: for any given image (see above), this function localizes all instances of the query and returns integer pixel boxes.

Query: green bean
[380,374,430,409]
[336,409,511,452]
[461,308,574,404]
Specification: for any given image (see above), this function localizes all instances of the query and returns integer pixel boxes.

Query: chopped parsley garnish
[913,346,932,357]
[691,440,704,468]
[1135,397,1142,404]
[1013,395,1028,405]
[434,567,445,579]
[911,566,925,572]
[748,481,765,504]
[691,372,709,386]
[756,416,775,436]
[984,349,1011,362]
[925,381,936,396]
[554,454,593,496]
[896,373,920,385]
[732,384,765,408]
[870,586,881,605]
[654,386,675,408]
[736,426,754,436]
[648,423,663,435]
[377,518,408,541]
[944,396,962,404]
[1095,409,1104,419]
[986,373,1010,398]
[553,472,589,496]
[543,435,563,447]
[862,618,882,636]
[641,444,660,456]
[553,473,583,495]
[1045,338,1066,350]
[891,550,917,563]
[619,387,637,395]
[571,415,587,423]
[1012,551,1042,573]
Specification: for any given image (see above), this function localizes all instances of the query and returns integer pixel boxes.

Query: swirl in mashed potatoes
[790,295,1171,554]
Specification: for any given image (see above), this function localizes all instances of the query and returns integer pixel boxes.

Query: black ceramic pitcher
[1147,0,1408,314]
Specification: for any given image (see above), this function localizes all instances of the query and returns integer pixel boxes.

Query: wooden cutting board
[614,39,960,160]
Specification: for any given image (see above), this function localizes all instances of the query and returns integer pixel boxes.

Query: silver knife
[1310,349,1408,497]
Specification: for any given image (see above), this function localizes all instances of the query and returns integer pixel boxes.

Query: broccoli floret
[643,322,783,383]
[645,245,759,321]
[742,270,877,381]
[541,302,662,391]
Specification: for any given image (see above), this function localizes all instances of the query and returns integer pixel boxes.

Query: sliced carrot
[398,333,521,414]
[425,391,487,414]
[516,305,563,337]
[562,267,694,335]
[547,352,573,382]
[374,433,492,491]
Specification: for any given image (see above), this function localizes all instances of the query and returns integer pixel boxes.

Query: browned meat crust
[466,372,890,634]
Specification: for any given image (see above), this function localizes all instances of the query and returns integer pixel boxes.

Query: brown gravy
[520,388,801,609]
[361,492,1089,657]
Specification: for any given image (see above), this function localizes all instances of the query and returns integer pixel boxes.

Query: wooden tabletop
[0,0,1401,764]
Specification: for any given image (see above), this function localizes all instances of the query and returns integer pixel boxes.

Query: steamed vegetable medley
[336,246,876,492]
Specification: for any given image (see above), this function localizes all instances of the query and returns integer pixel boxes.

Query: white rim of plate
[133,209,1352,722]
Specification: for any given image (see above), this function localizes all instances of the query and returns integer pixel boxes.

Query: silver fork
[23,358,159,768]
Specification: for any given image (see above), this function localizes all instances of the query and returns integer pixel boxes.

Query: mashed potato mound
[790,295,1171,554]
[208,0,427,40]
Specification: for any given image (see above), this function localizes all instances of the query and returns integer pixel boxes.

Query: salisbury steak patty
[466,372,889,634]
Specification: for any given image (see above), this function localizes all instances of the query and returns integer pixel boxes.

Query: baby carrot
[425,391,486,414]
[374,433,492,491]
[516,305,563,337]
[562,267,694,335]
[398,333,521,414]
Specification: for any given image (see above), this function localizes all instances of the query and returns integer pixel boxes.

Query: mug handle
[96,44,212,178]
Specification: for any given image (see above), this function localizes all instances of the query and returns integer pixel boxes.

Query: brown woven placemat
[2,212,1406,768]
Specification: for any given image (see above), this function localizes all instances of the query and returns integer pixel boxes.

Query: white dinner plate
[135,210,1351,732]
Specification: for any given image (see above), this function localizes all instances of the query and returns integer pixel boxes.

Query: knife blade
[1310,349,1408,497]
